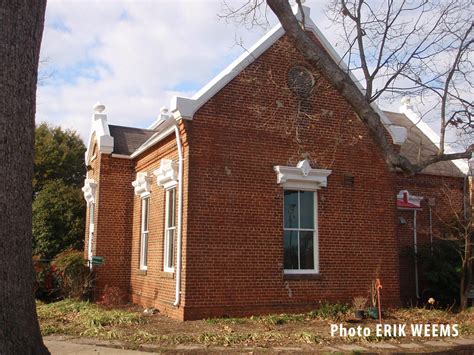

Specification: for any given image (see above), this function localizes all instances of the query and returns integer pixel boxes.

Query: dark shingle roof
[108,125,156,156]
[384,111,464,177]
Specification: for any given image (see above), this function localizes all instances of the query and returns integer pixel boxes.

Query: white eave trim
[130,118,176,159]
[274,159,332,190]
[400,102,468,174]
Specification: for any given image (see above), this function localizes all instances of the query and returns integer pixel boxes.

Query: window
[139,197,149,270]
[87,203,95,265]
[164,188,176,272]
[283,190,318,274]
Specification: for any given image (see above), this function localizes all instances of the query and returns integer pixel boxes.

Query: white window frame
[139,196,150,271]
[87,202,95,266]
[283,189,319,275]
[163,188,176,273]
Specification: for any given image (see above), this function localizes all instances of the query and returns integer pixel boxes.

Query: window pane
[142,232,148,267]
[167,229,174,268]
[300,191,314,229]
[284,230,298,269]
[167,189,176,228]
[284,190,299,228]
[89,203,95,223]
[299,231,314,269]
[142,198,149,231]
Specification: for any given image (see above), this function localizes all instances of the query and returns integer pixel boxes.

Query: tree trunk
[0,1,49,354]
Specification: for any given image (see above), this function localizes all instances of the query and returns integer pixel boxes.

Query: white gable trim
[274,159,332,190]
[85,103,114,163]
[82,179,97,205]
[399,98,468,174]
[153,5,406,145]
[153,159,179,189]
[132,172,152,197]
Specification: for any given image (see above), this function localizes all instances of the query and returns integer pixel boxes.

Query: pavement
[44,335,474,354]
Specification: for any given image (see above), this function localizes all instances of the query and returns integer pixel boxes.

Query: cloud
[38,0,335,141]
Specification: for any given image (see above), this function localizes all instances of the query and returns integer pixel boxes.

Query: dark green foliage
[34,123,86,194]
[32,180,85,258]
[417,240,461,306]
[32,123,87,260]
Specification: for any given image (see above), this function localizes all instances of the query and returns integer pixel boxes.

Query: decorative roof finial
[160,106,169,114]
[93,102,106,113]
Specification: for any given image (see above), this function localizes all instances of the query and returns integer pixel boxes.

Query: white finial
[160,106,169,114]
[400,96,413,113]
[93,102,106,113]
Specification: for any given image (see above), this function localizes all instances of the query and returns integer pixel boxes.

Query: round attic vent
[288,66,315,98]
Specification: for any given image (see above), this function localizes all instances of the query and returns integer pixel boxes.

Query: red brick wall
[395,173,464,304]
[128,128,189,320]
[182,34,401,320]
[92,154,135,296]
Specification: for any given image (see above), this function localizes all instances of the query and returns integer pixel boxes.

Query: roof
[108,125,156,156]
[384,111,464,177]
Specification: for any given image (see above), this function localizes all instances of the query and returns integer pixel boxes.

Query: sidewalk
[44,335,474,354]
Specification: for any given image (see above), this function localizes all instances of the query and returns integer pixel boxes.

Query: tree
[33,180,86,259]
[34,123,86,195]
[0,0,49,353]
[225,0,473,175]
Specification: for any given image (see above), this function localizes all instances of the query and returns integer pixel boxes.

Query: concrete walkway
[44,335,474,354]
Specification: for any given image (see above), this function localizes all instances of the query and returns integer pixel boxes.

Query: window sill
[284,273,322,280]
[136,269,147,276]
[159,271,175,279]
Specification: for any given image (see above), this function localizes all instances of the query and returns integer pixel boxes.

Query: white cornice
[153,159,179,189]
[274,159,332,190]
[132,172,152,197]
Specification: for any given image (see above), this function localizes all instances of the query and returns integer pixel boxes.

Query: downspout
[172,121,184,307]
[413,210,420,299]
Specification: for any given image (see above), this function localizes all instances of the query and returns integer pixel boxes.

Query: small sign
[468,284,474,299]
[91,256,104,266]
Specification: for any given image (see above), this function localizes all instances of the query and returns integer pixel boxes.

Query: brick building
[81,5,469,320]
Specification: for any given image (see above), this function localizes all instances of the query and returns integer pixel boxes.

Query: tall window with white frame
[164,188,176,272]
[283,190,318,274]
[87,203,95,265]
[139,197,149,270]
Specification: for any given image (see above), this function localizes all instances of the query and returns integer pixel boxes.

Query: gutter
[171,120,184,307]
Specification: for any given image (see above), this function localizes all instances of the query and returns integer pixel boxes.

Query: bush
[33,256,61,301]
[52,249,93,299]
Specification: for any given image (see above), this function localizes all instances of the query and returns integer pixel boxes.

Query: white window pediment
[153,159,178,189]
[274,159,332,190]
[132,172,152,197]
[82,179,97,204]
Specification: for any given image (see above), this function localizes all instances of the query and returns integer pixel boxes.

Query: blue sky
[37,0,335,141]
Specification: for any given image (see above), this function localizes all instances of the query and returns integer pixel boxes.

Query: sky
[37,0,470,157]
[38,0,336,142]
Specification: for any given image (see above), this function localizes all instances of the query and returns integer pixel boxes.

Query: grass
[38,299,474,348]
[37,299,144,338]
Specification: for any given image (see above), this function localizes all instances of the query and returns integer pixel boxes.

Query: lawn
[37,300,473,348]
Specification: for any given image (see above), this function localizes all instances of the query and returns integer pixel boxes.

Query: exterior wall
[396,173,465,304]
[182,34,401,320]
[129,128,189,320]
[84,135,99,262]
[92,154,135,296]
